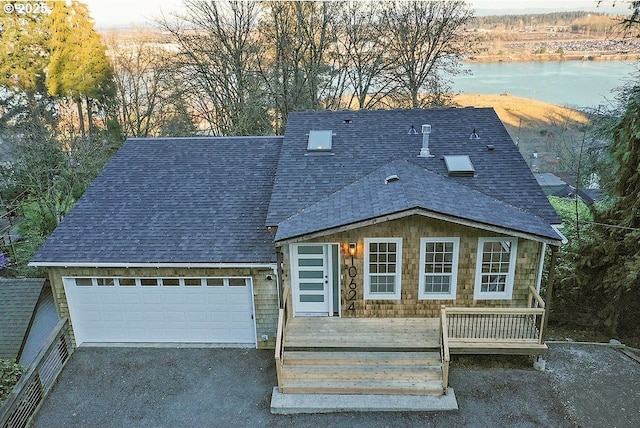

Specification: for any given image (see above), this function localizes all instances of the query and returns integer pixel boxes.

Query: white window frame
[364,237,402,300]
[419,237,460,300]
[474,237,518,300]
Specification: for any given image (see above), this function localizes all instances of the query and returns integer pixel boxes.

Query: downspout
[276,249,284,309]
[535,242,547,294]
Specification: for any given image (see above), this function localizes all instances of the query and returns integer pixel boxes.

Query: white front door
[292,244,332,316]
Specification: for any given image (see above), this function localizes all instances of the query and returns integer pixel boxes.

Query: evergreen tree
[574,82,640,337]
[0,6,52,127]
[0,9,49,94]
[46,0,115,138]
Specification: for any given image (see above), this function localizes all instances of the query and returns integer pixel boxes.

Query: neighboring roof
[19,284,59,366]
[0,277,46,360]
[535,172,568,188]
[535,173,603,204]
[275,160,562,244]
[267,108,561,228]
[578,188,603,205]
[31,137,283,265]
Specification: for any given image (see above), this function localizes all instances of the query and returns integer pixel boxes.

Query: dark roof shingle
[267,108,560,228]
[275,160,561,243]
[32,137,282,264]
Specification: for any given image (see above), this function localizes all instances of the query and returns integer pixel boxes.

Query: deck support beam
[542,245,558,342]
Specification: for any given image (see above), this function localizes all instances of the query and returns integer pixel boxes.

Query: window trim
[363,237,403,300]
[474,237,518,300]
[418,237,460,300]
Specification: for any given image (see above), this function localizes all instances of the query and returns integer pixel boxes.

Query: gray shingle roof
[0,277,46,360]
[31,137,282,264]
[266,108,561,228]
[275,160,561,243]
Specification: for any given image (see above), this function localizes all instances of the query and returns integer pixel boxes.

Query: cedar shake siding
[280,215,542,318]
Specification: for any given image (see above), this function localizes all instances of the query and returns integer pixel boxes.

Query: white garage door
[63,277,256,346]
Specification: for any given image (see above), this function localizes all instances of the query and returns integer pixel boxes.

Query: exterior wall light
[349,242,357,257]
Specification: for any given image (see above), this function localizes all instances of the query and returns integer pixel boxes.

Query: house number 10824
[347,265,357,311]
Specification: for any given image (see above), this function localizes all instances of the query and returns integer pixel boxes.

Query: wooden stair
[277,317,446,395]
[279,349,445,395]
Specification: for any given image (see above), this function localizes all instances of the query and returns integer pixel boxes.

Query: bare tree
[258,1,340,131]
[336,1,397,109]
[107,31,191,138]
[159,0,270,136]
[381,0,474,108]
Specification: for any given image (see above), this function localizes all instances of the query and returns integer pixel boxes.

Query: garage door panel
[101,310,125,322]
[64,278,256,345]
[188,311,208,322]
[122,311,143,322]
[141,310,165,323]
[163,311,186,322]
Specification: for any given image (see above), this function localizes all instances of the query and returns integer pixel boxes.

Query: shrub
[0,359,25,404]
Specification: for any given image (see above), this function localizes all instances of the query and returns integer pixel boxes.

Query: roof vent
[444,155,475,177]
[470,128,480,139]
[385,174,400,184]
[418,124,434,158]
[307,130,333,151]
[343,118,353,124]
[407,125,418,135]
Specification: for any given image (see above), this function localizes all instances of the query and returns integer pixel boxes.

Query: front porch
[275,286,547,396]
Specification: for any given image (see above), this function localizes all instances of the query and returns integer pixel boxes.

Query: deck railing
[439,306,450,392]
[444,286,546,345]
[274,290,289,391]
[0,318,74,428]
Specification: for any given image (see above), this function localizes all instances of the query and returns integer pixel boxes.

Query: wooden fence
[0,318,74,428]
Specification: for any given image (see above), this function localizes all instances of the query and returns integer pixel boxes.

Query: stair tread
[281,369,442,381]
[284,351,441,361]
[281,378,445,395]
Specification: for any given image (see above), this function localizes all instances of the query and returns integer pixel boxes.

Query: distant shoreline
[466,52,640,63]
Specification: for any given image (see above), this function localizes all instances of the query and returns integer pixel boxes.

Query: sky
[78,0,629,29]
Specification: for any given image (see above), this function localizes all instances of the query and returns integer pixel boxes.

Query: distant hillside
[452,93,590,173]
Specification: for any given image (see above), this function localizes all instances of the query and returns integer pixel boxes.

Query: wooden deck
[284,317,441,349]
[275,310,547,395]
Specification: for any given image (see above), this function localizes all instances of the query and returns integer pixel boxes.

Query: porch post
[542,245,558,341]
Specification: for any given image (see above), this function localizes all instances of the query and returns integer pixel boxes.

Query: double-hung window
[364,238,402,300]
[419,237,459,300]
[474,237,518,300]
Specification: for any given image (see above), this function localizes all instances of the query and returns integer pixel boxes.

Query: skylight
[307,130,333,151]
[444,155,475,177]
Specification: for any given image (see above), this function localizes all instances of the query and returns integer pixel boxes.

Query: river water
[453,60,638,108]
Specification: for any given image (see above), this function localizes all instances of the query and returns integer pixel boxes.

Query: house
[535,172,603,205]
[0,278,59,366]
[31,108,563,398]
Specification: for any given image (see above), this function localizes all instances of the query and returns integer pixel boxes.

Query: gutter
[551,224,569,245]
[29,261,278,270]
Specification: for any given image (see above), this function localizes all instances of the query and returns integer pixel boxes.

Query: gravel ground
[29,344,638,428]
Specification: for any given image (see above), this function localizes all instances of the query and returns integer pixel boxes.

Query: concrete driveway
[31,344,638,428]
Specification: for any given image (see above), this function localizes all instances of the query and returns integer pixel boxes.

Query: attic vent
[385,174,400,184]
[343,118,353,124]
[307,130,333,151]
[444,155,475,177]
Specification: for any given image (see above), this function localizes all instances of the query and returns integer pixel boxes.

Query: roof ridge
[275,159,560,242]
